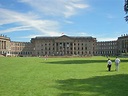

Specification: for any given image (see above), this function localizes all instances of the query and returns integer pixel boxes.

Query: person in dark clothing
[107,59,112,71]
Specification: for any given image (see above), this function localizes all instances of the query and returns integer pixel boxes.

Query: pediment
[55,35,73,42]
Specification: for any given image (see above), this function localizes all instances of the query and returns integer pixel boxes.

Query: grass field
[0,56,128,96]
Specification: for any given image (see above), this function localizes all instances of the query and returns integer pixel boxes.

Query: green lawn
[0,56,128,96]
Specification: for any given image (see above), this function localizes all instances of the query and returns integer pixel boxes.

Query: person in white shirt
[115,57,120,71]
[107,59,112,71]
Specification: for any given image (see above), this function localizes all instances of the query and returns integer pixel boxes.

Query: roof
[31,35,96,40]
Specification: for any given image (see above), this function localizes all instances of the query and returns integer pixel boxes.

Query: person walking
[44,54,48,60]
[115,57,120,71]
[107,59,112,71]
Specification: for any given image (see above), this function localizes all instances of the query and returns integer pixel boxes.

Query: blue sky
[0,0,127,42]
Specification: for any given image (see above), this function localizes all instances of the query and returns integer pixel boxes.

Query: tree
[124,0,128,21]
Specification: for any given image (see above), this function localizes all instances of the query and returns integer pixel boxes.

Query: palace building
[0,34,128,57]
[31,35,96,56]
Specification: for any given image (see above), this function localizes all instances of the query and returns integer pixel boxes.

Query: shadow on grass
[46,59,128,64]
[55,74,128,96]
[46,60,106,64]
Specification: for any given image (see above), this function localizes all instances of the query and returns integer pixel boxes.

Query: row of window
[96,50,117,54]
[11,42,29,46]
[10,51,32,55]
[37,51,92,55]
[121,40,128,48]
[96,46,117,49]
[11,47,32,51]
[40,43,94,46]
[38,39,93,43]
[40,47,91,51]
[97,42,117,46]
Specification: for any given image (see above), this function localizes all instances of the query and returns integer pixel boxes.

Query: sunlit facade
[0,34,128,57]
[31,35,96,56]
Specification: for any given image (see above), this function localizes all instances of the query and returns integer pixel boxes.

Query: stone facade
[31,35,96,56]
[117,35,128,54]
[10,41,33,57]
[96,41,117,56]
[0,35,11,56]
[0,34,128,57]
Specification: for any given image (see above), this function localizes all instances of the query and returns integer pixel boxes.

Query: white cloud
[0,8,61,36]
[0,26,31,34]
[19,34,42,39]
[18,0,89,18]
[71,3,89,9]
[20,32,63,39]
[64,20,74,24]
[0,0,90,39]
[0,8,38,25]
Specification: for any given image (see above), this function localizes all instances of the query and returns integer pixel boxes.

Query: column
[2,41,3,49]
[72,42,74,55]
[0,40,1,49]
[4,41,6,49]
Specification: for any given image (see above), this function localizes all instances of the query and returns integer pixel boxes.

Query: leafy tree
[124,0,128,21]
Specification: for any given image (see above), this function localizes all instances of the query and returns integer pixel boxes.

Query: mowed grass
[0,56,128,96]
